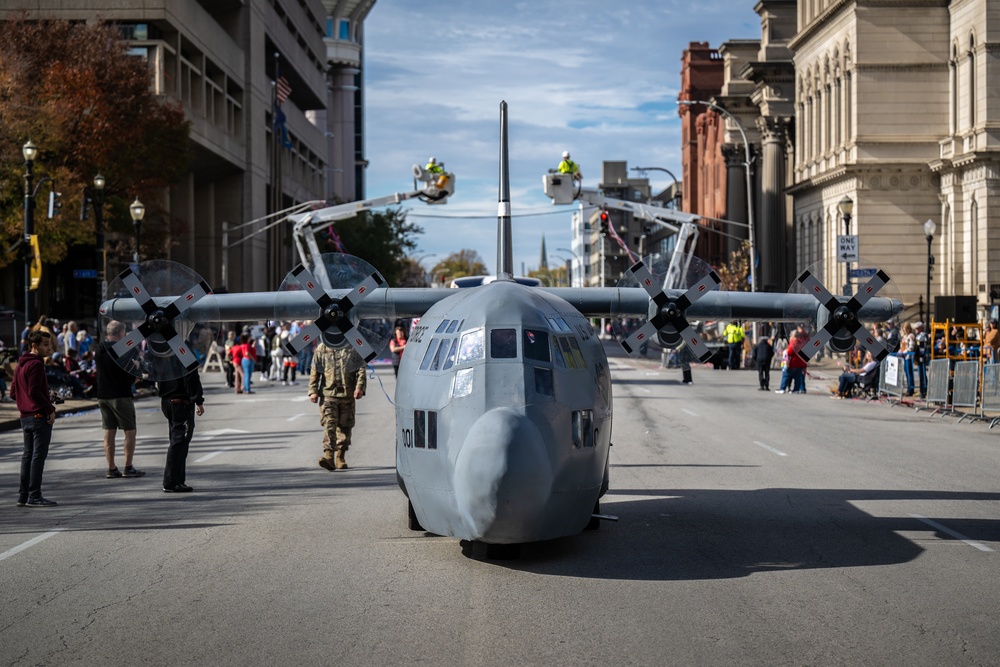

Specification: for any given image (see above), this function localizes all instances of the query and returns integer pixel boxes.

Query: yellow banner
[29,234,41,290]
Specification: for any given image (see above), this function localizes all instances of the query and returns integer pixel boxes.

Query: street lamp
[556,246,582,287]
[91,174,106,326]
[678,100,756,296]
[22,140,38,327]
[924,219,936,325]
[130,198,145,263]
[632,166,680,208]
[838,195,854,296]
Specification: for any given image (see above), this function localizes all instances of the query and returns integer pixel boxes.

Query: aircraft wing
[101,286,901,325]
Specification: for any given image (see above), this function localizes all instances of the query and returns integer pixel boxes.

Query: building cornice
[854,62,948,72]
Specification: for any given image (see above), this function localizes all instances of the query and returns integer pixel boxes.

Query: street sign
[73,269,98,279]
[837,235,859,262]
[849,267,877,279]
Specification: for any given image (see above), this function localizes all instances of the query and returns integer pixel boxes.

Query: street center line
[753,441,787,457]
[910,514,994,552]
[681,408,699,417]
[287,412,307,421]
[0,528,65,562]
[195,447,232,463]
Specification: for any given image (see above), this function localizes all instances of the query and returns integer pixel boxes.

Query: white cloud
[363,0,760,274]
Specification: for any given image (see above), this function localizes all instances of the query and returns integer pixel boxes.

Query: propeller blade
[120,268,159,317]
[796,327,834,362]
[797,270,840,313]
[162,280,212,320]
[164,333,202,372]
[626,260,668,307]
[675,270,721,311]
[674,320,714,363]
[336,321,380,363]
[284,322,324,357]
[845,269,890,311]
[339,273,385,311]
[620,321,659,357]
[290,265,335,309]
[849,322,890,361]
[110,329,146,360]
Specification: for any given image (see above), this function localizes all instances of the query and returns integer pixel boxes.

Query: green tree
[0,16,190,267]
[319,207,423,286]
[528,265,568,286]
[430,249,487,286]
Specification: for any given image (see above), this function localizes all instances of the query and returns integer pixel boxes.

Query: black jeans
[758,364,770,389]
[161,400,195,488]
[20,416,53,501]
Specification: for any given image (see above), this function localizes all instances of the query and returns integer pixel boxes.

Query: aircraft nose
[454,408,553,542]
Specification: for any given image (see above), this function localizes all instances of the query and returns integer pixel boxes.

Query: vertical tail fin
[497,101,513,281]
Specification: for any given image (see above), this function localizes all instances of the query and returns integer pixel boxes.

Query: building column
[722,144,747,258]
[757,116,789,292]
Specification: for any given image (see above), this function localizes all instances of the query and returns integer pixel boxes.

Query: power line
[407,209,573,220]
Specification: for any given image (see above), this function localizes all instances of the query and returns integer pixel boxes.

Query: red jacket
[786,337,809,369]
[10,352,55,418]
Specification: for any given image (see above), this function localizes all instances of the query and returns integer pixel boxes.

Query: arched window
[970,198,979,293]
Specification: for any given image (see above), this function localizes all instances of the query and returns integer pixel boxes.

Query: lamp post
[678,100,756,296]
[838,195,854,296]
[924,219,936,325]
[22,140,38,328]
[91,174,106,325]
[632,166,680,208]
[130,198,145,263]
[556,246,582,287]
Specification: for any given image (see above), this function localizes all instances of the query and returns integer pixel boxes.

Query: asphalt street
[2,346,999,666]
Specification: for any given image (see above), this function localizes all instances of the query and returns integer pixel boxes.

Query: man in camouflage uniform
[308,342,366,470]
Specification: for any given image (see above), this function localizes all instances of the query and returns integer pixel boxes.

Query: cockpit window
[442,339,459,370]
[490,329,517,359]
[446,319,462,334]
[420,340,442,371]
[435,320,450,334]
[457,328,485,364]
[523,329,550,362]
[548,317,572,333]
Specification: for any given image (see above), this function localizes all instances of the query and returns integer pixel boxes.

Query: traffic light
[599,210,609,236]
[47,190,62,219]
[80,194,92,221]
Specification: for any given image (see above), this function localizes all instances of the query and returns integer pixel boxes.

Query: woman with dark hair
[389,324,408,376]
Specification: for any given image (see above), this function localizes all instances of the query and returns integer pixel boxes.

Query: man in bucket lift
[557,151,582,180]
[425,157,444,174]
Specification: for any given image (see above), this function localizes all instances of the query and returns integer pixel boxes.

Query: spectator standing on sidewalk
[95,320,144,479]
[11,330,58,507]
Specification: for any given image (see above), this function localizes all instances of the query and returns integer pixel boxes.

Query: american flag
[276,76,292,105]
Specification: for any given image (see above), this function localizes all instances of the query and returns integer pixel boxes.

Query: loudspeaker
[935,296,978,323]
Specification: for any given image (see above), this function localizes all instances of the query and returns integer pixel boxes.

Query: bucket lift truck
[543,172,700,290]
[287,165,455,287]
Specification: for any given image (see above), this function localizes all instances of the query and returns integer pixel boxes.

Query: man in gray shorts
[94,321,144,478]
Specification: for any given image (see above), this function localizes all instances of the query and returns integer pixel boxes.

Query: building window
[340,19,351,41]
[968,39,976,128]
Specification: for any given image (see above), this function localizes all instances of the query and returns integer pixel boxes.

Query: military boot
[319,451,336,471]
[335,449,348,470]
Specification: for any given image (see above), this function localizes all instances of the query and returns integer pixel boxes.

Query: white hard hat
[429,156,436,163]
[562,151,570,159]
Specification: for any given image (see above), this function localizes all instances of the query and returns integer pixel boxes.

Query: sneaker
[26,497,58,507]
[282,381,287,386]
[122,466,145,478]
[163,484,194,493]
[106,467,123,479]
[774,390,785,394]
[16,498,27,507]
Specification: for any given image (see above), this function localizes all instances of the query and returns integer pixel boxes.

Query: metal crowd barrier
[924,358,951,412]
[980,364,1000,428]
[878,356,906,404]
[952,361,980,422]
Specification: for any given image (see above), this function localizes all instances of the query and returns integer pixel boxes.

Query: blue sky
[363,1,761,276]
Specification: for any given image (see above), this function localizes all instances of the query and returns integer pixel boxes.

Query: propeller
[276,253,394,374]
[794,268,892,362]
[101,260,219,382]
[615,258,721,363]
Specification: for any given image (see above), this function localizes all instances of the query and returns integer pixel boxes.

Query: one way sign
[837,235,859,262]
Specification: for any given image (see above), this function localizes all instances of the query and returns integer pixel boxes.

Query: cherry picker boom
[287,164,455,286]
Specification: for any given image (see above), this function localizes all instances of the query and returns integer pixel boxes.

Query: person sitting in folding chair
[834,350,879,399]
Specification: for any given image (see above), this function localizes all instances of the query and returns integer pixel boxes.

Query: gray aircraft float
[100,102,903,559]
